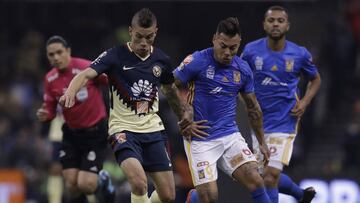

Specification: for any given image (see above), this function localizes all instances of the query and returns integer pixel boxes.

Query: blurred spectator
[343,100,360,170]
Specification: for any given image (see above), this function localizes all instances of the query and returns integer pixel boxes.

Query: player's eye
[220,44,227,49]
[267,18,274,23]
[146,34,154,40]
[135,34,143,39]
[278,18,285,23]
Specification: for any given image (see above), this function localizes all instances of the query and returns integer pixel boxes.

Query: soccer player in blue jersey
[241,6,321,203]
[174,17,272,203]
[60,8,192,203]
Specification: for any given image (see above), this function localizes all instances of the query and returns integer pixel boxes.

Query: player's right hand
[178,119,210,140]
[36,107,48,122]
[59,92,75,108]
[259,142,270,166]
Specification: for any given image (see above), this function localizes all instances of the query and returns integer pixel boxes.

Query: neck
[267,36,286,51]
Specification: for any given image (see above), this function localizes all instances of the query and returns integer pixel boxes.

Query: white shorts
[184,132,257,186]
[252,132,296,171]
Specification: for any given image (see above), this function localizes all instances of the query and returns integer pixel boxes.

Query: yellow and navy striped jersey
[90,43,174,135]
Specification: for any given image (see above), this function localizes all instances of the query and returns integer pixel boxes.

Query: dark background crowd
[0,0,359,202]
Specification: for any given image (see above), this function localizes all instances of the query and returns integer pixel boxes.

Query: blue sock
[188,189,200,203]
[278,173,303,200]
[266,188,278,203]
[251,187,271,203]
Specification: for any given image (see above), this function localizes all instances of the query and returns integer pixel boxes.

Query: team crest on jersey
[152,65,162,77]
[233,71,241,83]
[285,58,294,72]
[178,54,193,71]
[206,66,215,79]
[255,56,263,70]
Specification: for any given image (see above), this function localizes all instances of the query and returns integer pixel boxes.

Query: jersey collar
[126,42,153,61]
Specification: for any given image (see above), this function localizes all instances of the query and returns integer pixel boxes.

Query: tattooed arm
[160,79,191,121]
[240,92,270,161]
[161,77,209,139]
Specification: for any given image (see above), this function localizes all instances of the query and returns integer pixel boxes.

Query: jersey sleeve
[90,47,117,74]
[301,47,319,80]
[42,78,57,121]
[173,52,203,85]
[160,55,175,84]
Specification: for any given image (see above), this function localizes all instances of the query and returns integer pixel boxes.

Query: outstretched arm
[59,67,98,108]
[291,73,321,117]
[240,92,270,162]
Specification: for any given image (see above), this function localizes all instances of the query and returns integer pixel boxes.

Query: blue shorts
[108,131,172,172]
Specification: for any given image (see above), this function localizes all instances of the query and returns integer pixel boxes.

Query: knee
[158,194,175,203]
[77,178,97,194]
[198,190,218,203]
[65,179,79,193]
[128,176,148,195]
[263,170,280,187]
[245,170,265,191]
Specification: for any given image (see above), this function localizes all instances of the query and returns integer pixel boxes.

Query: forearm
[247,106,266,145]
[301,74,321,105]
[161,83,192,120]
[241,93,266,145]
[68,73,88,94]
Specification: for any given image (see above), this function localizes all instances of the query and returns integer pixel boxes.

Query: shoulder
[192,48,212,65]
[286,40,310,56]
[243,38,266,52]
[45,68,59,83]
[71,57,91,68]
[153,47,171,61]
[233,56,253,77]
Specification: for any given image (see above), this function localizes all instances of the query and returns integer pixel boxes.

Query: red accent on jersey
[42,57,107,129]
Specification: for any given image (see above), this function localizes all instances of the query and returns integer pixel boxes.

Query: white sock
[47,175,63,203]
[150,190,162,203]
[131,192,150,203]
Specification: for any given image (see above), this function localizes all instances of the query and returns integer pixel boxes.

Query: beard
[267,31,286,41]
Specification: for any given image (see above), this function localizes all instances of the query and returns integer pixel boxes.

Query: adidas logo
[90,166,98,172]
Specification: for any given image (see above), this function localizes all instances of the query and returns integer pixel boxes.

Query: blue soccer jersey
[174,48,254,141]
[241,38,319,133]
[90,43,174,135]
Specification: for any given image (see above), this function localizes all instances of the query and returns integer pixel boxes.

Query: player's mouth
[271,29,281,34]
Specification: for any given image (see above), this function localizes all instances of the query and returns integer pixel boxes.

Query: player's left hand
[291,100,307,117]
[259,142,270,166]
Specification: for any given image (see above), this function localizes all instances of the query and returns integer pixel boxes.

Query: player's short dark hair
[265,5,288,19]
[46,35,69,48]
[131,8,157,28]
[216,17,241,37]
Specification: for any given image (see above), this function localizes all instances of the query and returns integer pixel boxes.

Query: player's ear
[263,21,266,31]
[286,22,290,32]
[212,34,216,44]
[67,47,72,55]
[129,26,133,37]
